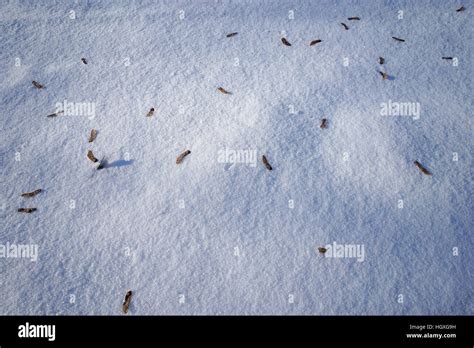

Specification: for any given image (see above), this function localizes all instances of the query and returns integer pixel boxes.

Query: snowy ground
[0,0,472,315]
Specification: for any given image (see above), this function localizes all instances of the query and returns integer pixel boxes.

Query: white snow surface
[0,0,472,315]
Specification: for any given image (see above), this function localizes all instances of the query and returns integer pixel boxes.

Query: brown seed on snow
[122,290,133,314]
[87,150,99,163]
[318,247,327,254]
[414,161,432,176]
[262,155,273,171]
[392,36,405,42]
[310,39,322,46]
[21,189,42,198]
[217,87,232,95]
[320,118,328,129]
[32,81,44,89]
[146,107,155,117]
[341,23,349,30]
[226,32,238,37]
[176,150,191,164]
[88,129,97,143]
[47,111,64,118]
[18,208,37,213]
[281,37,292,46]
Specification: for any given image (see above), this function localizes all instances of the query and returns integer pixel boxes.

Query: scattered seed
[32,81,44,89]
[217,87,232,95]
[310,39,322,46]
[262,155,272,171]
[320,118,328,129]
[87,150,98,163]
[341,23,349,30]
[146,107,155,117]
[392,36,405,42]
[21,189,42,198]
[281,37,292,46]
[318,247,327,254]
[226,32,238,37]
[176,150,191,164]
[18,208,37,213]
[122,290,132,314]
[414,161,432,176]
[88,129,97,143]
[47,111,64,118]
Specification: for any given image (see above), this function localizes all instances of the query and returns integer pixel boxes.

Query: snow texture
[0,0,472,315]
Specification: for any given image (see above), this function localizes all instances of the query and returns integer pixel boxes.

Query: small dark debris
[320,118,328,129]
[18,208,37,213]
[21,189,42,198]
[32,81,44,89]
[392,36,405,42]
[318,247,327,254]
[262,155,272,171]
[281,37,292,46]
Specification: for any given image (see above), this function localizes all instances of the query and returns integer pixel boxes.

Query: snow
[0,0,472,315]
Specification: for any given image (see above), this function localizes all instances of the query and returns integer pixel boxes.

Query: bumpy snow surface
[1,0,472,315]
